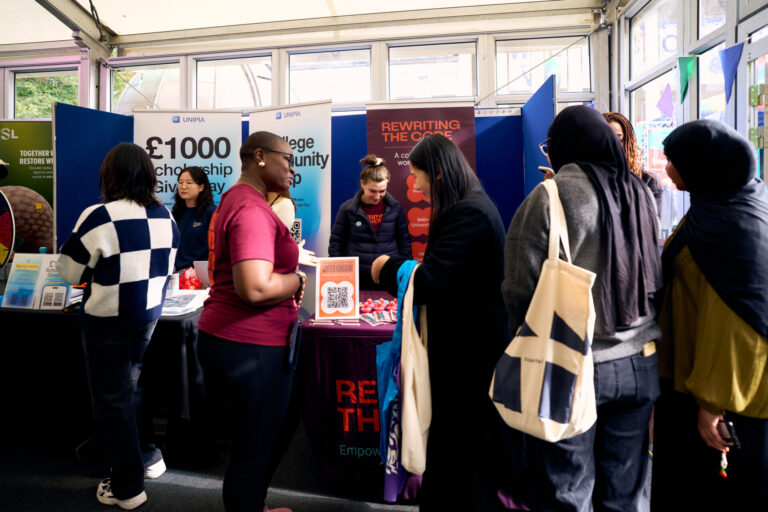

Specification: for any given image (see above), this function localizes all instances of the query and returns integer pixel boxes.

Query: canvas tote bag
[400,265,431,474]
[489,179,597,442]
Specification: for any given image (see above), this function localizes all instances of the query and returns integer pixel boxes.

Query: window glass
[751,25,768,44]
[111,63,180,114]
[698,43,726,122]
[197,56,272,109]
[496,37,590,94]
[699,0,726,39]
[631,0,680,78]
[14,70,78,119]
[389,42,476,99]
[289,49,370,104]
[631,72,687,240]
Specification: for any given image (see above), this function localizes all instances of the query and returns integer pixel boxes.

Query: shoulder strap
[541,179,572,263]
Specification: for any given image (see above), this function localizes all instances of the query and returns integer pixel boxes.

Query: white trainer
[96,478,147,510]
[144,458,166,479]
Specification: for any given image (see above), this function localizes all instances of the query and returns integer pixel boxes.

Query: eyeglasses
[258,147,294,166]
[539,138,550,157]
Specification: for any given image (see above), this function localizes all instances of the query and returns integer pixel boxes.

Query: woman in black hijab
[652,120,768,511]
[502,105,662,511]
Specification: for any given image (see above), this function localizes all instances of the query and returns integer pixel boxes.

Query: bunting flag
[656,83,674,119]
[720,42,744,104]
[679,56,696,104]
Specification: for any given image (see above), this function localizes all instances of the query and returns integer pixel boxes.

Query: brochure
[1,253,72,310]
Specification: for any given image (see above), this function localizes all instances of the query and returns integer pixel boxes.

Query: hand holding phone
[717,419,741,450]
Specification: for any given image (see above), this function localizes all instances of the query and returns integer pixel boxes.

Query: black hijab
[548,106,662,334]
[662,120,768,339]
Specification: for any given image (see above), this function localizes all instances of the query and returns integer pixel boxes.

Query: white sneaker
[96,479,147,510]
[144,458,166,479]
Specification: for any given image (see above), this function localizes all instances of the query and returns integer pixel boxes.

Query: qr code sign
[290,219,302,244]
[326,286,348,309]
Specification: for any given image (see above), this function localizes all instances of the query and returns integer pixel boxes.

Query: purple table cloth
[298,291,395,499]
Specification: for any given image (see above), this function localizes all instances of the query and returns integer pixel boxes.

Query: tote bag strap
[542,179,572,263]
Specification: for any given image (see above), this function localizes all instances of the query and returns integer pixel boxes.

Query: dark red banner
[366,106,476,260]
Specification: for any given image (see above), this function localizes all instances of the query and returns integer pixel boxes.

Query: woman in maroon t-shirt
[198,131,303,512]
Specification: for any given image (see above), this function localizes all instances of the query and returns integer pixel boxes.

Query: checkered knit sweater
[57,199,180,328]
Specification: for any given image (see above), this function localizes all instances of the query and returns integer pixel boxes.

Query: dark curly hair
[603,112,644,178]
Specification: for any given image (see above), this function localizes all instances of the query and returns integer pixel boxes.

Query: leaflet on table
[161,289,209,316]
[1,253,72,310]
[315,257,359,320]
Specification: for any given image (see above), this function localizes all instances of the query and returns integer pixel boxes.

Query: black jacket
[328,191,411,289]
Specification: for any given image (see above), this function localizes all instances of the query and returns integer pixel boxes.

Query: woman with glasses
[371,135,508,511]
[197,131,310,512]
[503,106,662,510]
[329,154,411,289]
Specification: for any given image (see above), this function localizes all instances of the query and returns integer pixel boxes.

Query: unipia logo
[172,115,180,123]
[275,112,282,120]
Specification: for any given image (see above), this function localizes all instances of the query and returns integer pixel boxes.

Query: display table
[297,291,396,499]
[0,307,204,452]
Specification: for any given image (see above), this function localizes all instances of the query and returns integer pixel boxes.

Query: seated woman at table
[371,135,509,511]
[330,154,411,289]
[172,166,216,272]
[57,142,180,510]
[198,131,314,512]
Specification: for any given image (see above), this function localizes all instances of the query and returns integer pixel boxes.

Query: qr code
[290,219,302,243]
[327,286,349,309]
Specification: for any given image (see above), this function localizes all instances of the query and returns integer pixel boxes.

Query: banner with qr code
[316,257,359,320]
[365,101,476,261]
[249,100,332,316]
[1,253,71,310]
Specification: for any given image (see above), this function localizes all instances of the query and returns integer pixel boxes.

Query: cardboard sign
[315,257,359,320]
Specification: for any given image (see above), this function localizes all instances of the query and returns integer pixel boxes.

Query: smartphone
[717,419,741,450]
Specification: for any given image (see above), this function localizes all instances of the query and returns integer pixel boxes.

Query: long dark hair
[408,134,481,244]
[172,166,214,219]
[100,142,159,208]
[603,112,643,178]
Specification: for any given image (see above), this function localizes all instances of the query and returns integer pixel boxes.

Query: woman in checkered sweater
[57,142,180,510]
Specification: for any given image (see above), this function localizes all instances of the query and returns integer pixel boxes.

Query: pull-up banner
[133,111,242,209]
[249,100,332,315]
[365,103,476,260]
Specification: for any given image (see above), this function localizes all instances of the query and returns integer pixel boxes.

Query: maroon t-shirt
[361,200,386,233]
[199,184,299,346]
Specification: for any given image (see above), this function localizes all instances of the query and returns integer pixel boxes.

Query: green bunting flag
[679,56,696,104]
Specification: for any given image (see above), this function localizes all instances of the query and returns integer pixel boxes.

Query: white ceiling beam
[111,0,604,48]
[35,0,114,54]
[0,40,80,58]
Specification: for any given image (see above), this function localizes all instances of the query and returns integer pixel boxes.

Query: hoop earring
[258,161,266,168]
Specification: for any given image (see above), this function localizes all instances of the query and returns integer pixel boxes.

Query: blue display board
[521,75,556,197]
[476,115,523,228]
[54,103,133,251]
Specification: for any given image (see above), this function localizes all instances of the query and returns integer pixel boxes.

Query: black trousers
[81,318,162,500]
[523,352,659,512]
[652,386,768,512]
[198,330,293,512]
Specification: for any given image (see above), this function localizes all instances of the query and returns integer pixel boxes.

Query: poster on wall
[133,111,242,209]
[249,100,332,314]
[0,120,54,253]
[366,102,476,260]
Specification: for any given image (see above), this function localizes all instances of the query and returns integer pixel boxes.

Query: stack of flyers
[360,310,398,327]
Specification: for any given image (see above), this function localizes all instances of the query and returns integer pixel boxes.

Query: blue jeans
[198,330,293,512]
[523,352,660,512]
[81,318,161,500]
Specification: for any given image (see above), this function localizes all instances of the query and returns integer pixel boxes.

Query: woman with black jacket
[329,154,411,289]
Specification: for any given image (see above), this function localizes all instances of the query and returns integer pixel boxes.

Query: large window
[699,0,726,39]
[496,37,590,94]
[389,42,477,99]
[14,70,78,119]
[699,43,726,122]
[631,0,680,78]
[289,49,370,104]
[111,63,180,114]
[197,56,272,109]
